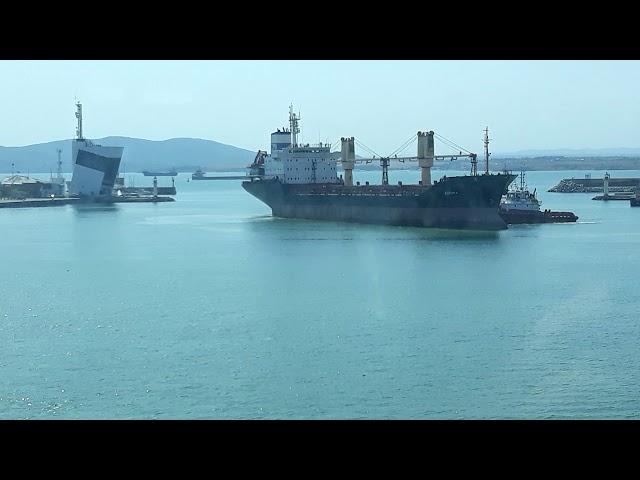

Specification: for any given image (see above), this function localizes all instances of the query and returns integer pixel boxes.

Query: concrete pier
[0,197,80,208]
[592,193,635,201]
[0,196,174,209]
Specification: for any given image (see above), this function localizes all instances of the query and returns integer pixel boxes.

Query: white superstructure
[500,172,541,212]
[68,102,124,197]
[501,189,541,212]
[279,143,338,184]
[261,105,339,184]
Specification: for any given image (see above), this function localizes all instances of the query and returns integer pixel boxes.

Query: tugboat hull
[500,209,578,224]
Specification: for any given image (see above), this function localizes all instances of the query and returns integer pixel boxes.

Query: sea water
[1,169,639,419]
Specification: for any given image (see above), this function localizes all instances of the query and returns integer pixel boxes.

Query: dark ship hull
[243,173,516,230]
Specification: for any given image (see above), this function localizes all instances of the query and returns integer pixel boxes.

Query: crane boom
[334,132,481,187]
[331,153,478,163]
[332,153,478,186]
[355,154,477,163]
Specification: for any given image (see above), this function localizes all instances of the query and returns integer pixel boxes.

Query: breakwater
[548,177,640,193]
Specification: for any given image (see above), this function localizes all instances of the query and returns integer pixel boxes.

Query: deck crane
[336,131,480,186]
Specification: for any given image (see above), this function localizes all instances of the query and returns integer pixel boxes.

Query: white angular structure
[68,102,124,197]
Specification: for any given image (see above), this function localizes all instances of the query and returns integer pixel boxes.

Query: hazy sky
[1,60,639,155]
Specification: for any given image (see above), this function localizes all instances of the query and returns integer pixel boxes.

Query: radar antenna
[289,104,300,147]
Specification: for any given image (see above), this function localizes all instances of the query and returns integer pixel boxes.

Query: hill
[495,148,640,158]
[4,137,640,175]
[0,137,257,173]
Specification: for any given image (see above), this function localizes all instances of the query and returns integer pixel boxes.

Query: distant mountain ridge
[4,137,640,175]
[494,147,640,158]
[0,136,257,173]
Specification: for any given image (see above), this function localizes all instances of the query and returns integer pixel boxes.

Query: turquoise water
[1,169,639,419]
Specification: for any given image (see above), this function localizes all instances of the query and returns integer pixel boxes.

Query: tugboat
[631,188,640,207]
[500,171,578,224]
[192,168,207,180]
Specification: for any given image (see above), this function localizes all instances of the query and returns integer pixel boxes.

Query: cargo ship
[499,171,578,224]
[142,169,177,177]
[192,168,248,180]
[242,107,517,231]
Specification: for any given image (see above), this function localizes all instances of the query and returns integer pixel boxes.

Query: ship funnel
[341,137,355,186]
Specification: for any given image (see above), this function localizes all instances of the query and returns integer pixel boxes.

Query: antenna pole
[289,104,300,147]
[484,127,490,175]
[381,157,389,185]
[75,102,83,140]
[56,148,63,178]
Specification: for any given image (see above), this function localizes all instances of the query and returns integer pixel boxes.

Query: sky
[1,60,639,155]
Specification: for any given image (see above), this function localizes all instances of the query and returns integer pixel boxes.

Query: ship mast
[75,102,83,140]
[381,157,389,185]
[56,148,63,179]
[289,104,300,147]
[483,127,490,175]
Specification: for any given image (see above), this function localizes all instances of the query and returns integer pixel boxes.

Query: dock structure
[549,176,640,193]
[1,175,64,199]
[592,193,635,201]
[0,198,80,208]
[591,172,635,200]
[0,196,174,209]
[1,102,178,210]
